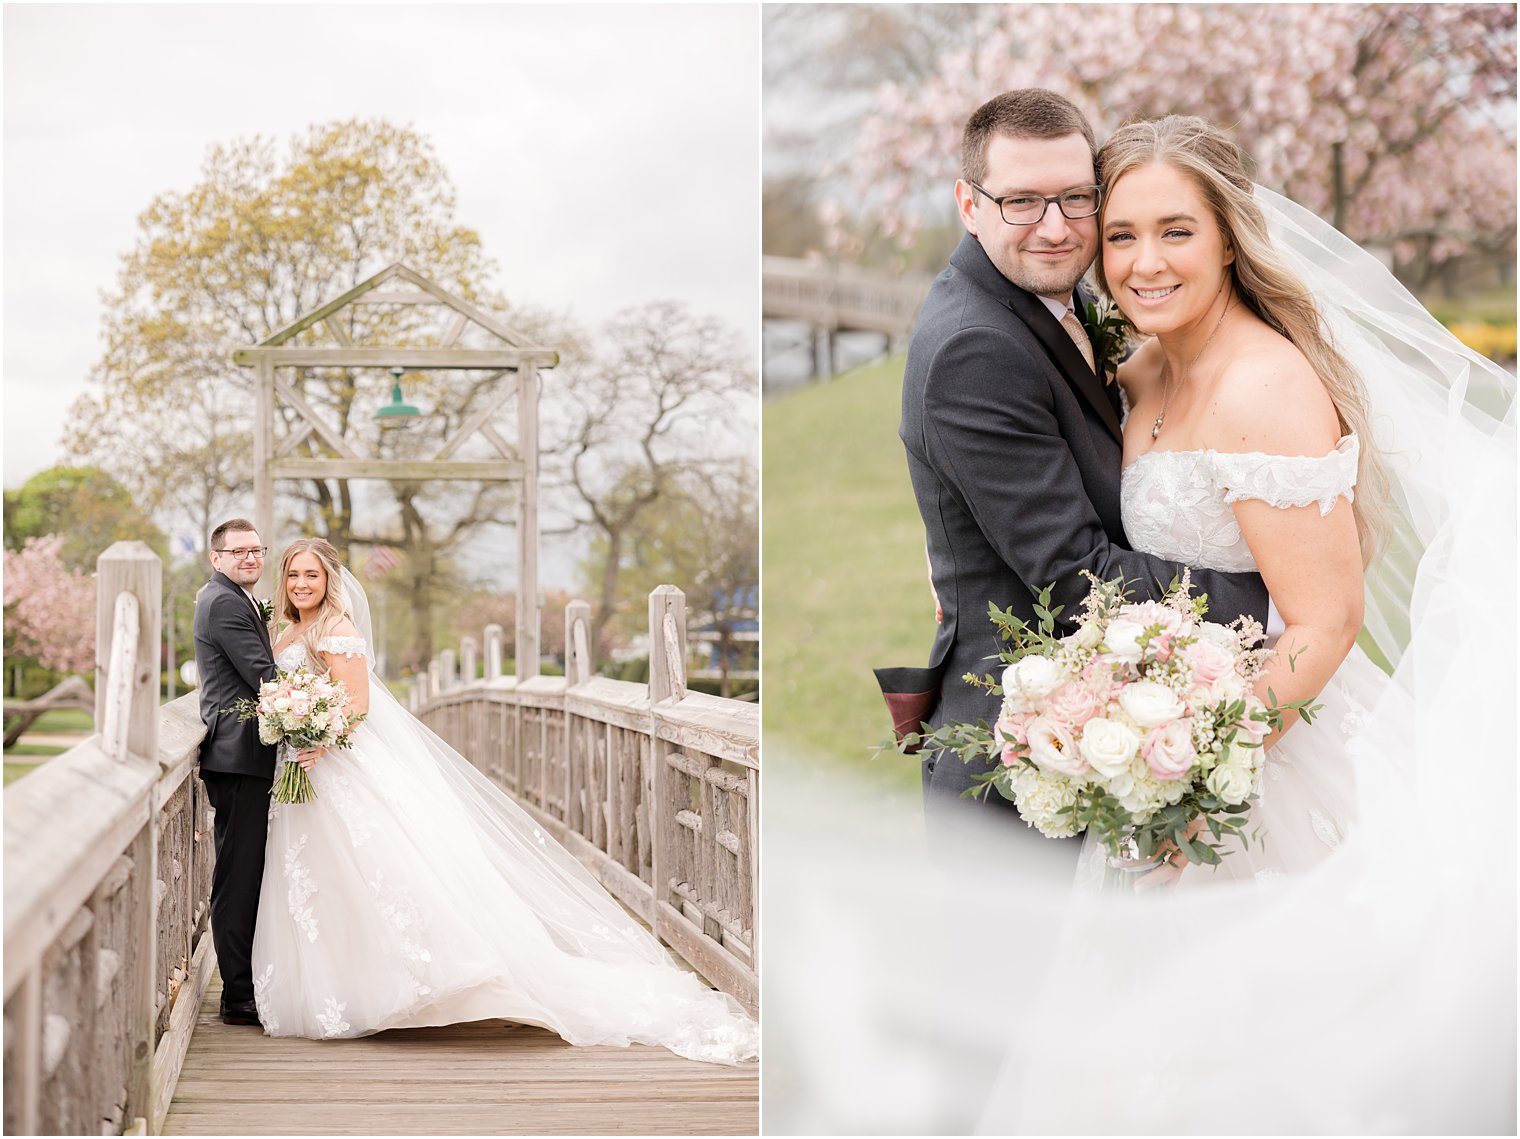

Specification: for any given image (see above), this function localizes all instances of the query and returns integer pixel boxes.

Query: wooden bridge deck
[162,973,758,1136]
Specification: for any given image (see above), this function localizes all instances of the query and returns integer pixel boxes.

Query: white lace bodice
[1120,434,1358,572]
[274,635,368,672]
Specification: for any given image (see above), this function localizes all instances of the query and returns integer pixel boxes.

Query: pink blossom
[1045,681,1103,731]
[1026,716,1089,778]
[1182,638,1236,686]
[1143,719,1197,781]
[994,710,1035,764]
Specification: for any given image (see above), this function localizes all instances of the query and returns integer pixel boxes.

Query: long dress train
[249,636,757,1066]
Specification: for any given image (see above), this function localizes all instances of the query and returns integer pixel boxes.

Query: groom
[194,518,277,1026]
[883,90,1273,860]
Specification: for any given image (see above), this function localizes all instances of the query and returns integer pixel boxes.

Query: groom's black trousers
[200,771,271,1006]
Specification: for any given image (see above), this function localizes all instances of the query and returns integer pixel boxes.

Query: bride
[249,537,757,1065]
[979,116,1515,1130]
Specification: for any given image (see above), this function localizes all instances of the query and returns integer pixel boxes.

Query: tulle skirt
[249,683,757,1065]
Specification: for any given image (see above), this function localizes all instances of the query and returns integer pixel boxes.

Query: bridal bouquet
[900,571,1319,869]
[228,668,365,804]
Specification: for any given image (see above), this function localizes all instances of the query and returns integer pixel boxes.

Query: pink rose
[994,710,1035,764]
[1234,710,1272,746]
[1143,719,1197,781]
[1045,681,1103,730]
[1119,600,1184,638]
[289,693,312,718]
[1026,716,1089,778]
[1182,638,1235,685]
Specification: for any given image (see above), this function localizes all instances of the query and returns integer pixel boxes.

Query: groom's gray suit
[888,233,1271,851]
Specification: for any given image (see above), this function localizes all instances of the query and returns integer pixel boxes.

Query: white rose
[1206,761,1254,805]
[1195,621,1241,652]
[1078,717,1140,778]
[273,696,292,713]
[1102,619,1146,665]
[1065,621,1104,651]
[1118,680,1186,727]
[1209,672,1247,705]
[1008,655,1066,703]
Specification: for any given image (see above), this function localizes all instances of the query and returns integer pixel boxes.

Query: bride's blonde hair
[275,538,354,667]
[1095,115,1389,566]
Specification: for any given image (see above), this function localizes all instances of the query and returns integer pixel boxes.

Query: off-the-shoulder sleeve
[1212,434,1358,516]
[317,635,368,658]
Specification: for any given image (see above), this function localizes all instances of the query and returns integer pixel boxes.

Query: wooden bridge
[762,255,932,383]
[3,543,759,1135]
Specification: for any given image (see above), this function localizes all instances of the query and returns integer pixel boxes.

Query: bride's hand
[1134,817,1207,894]
[295,746,326,771]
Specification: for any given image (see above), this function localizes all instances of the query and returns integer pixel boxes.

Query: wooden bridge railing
[3,543,213,1136]
[412,585,760,1017]
[762,254,931,337]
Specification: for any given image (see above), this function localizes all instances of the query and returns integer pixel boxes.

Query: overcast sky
[3,3,761,493]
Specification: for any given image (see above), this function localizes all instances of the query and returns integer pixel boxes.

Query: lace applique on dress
[1121,435,1359,573]
[317,997,350,1038]
[365,870,434,996]
[324,770,378,847]
[284,834,319,942]
[317,635,368,658]
[1309,808,1343,849]
[253,963,278,1033]
[1212,434,1358,516]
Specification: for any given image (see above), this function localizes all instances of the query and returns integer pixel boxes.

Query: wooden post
[427,660,441,699]
[565,601,592,687]
[254,357,275,594]
[460,637,477,686]
[515,362,541,681]
[648,585,687,706]
[483,624,503,682]
[439,649,457,692]
[95,543,162,764]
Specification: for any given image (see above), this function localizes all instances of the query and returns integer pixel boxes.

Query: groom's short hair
[961,89,1097,184]
[210,518,258,551]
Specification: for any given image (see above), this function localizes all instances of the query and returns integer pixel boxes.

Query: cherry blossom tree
[840,4,1516,282]
[4,535,97,676]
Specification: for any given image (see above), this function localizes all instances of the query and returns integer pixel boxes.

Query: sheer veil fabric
[765,188,1514,1133]
[250,571,757,1065]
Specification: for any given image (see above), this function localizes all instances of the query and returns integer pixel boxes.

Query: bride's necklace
[1153,295,1235,441]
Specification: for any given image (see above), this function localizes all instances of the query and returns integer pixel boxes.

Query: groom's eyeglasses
[215,547,268,561]
[968,181,1103,225]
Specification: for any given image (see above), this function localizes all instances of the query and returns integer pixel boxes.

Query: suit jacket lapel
[1004,287,1124,443]
[215,572,271,648]
[949,235,1123,444]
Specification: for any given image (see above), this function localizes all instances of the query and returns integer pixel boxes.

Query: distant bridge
[762,257,932,386]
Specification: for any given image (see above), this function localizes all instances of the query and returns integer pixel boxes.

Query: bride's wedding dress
[973,190,1515,1133]
[248,635,757,1065]
[1066,433,1386,888]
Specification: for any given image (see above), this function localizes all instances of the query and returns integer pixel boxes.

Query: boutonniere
[256,599,276,625]
[1083,298,1133,386]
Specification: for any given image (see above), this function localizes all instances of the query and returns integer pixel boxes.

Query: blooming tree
[4,535,97,675]
[843,4,1516,280]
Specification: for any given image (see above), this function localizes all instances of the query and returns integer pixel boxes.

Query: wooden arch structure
[232,264,559,678]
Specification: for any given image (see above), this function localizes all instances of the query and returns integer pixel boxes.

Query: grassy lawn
[25,708,94,733]
[4,760,46,786]
[763,355,928,795]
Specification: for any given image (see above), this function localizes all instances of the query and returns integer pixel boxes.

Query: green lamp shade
[375,380,421,422]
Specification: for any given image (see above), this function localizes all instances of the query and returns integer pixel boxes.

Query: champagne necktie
[1059,309,1095,373]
